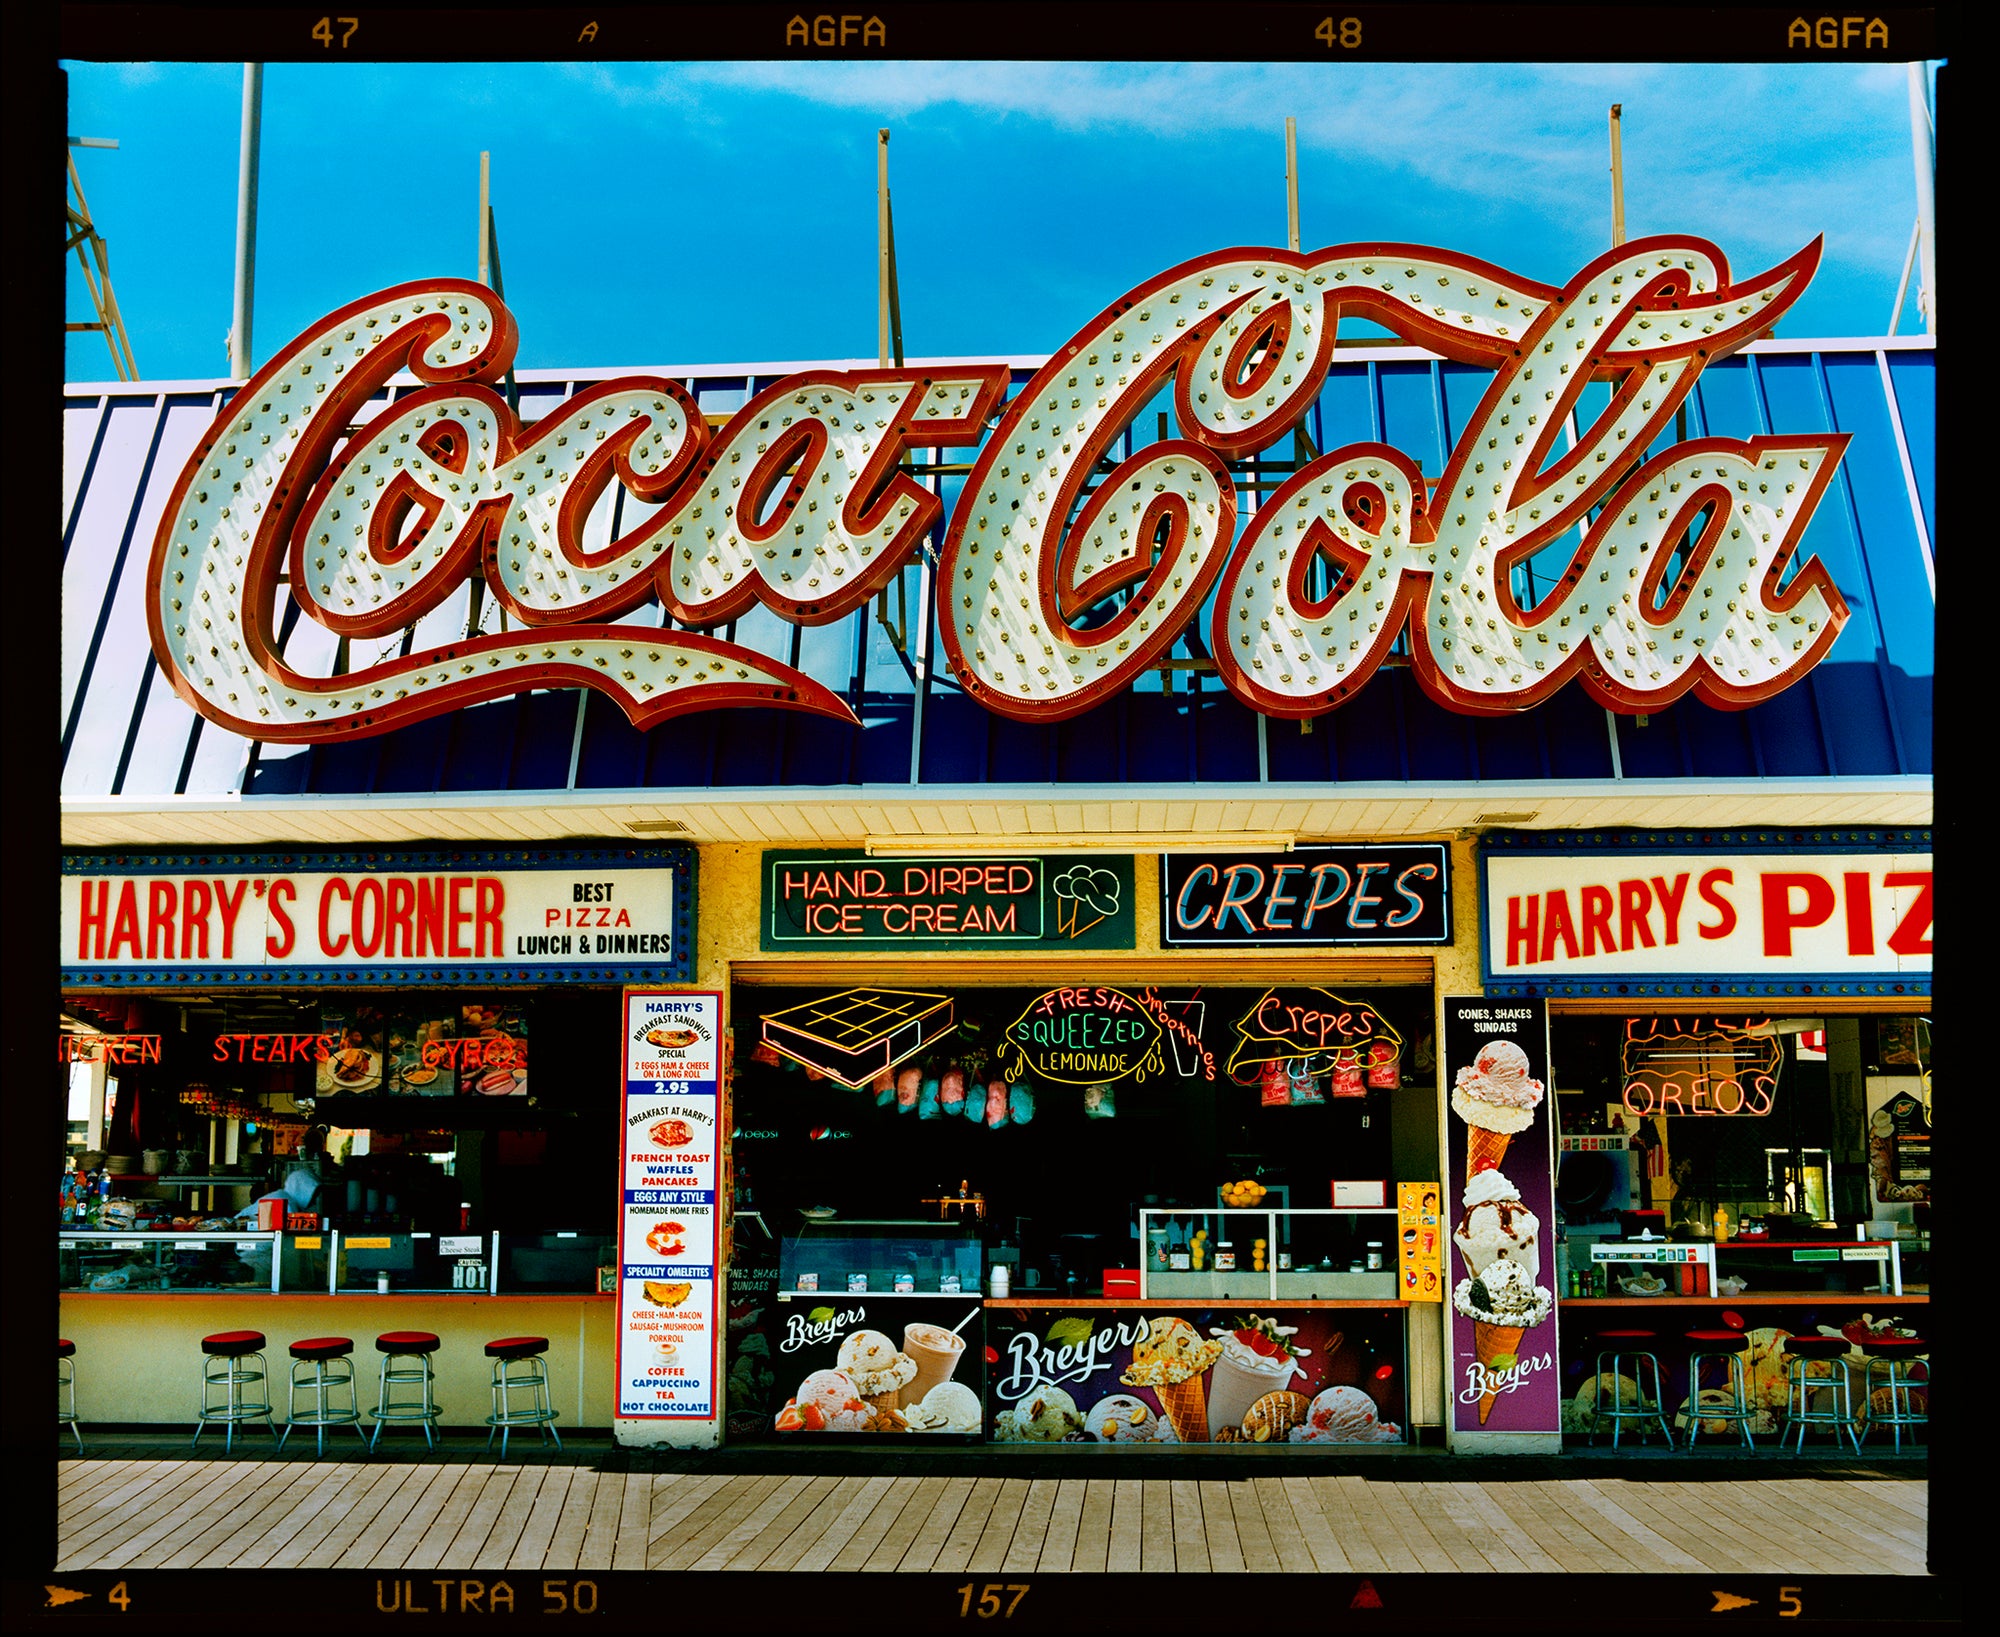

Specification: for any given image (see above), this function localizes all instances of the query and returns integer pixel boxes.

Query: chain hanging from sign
[145,236,1848,746]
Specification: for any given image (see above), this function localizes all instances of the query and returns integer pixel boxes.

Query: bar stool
[1858,1336,1929,1451]
[483,1336,563,1458]
[1681,1330,1756,1451]
[277,1336,366,1458]
[1590,1329,1674,1448]
[194,1329,278,1452]
[370,1331,443,1451]
[1778,1334,1860,1455]
[58,1340,83,1454]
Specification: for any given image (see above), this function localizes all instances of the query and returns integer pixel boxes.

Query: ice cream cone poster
[617,989,722,1420]
[1443,997,1561,1439]
[986,1308,1405,1444]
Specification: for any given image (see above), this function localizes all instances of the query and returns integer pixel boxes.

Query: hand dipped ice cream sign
[146,235,1847,743]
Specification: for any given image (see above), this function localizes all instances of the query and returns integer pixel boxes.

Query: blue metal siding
[62,343,1933,800]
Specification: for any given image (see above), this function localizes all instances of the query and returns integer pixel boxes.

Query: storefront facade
[59,236,1932,1452]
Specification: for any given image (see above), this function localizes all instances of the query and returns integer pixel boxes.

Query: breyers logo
[148,236,1848,744]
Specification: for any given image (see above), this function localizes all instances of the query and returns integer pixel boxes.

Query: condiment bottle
[1712,1205,1730,1242]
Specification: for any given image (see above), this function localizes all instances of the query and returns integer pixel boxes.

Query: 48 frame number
[1317,16,1362,47]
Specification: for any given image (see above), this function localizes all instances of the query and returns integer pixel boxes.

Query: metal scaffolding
[66,138,139,381]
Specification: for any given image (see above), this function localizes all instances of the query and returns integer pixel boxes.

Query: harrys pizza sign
[62,846,694,983]
[1481,830,1931,995]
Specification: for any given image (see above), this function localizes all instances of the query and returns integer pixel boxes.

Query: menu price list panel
[618,989,722,1418]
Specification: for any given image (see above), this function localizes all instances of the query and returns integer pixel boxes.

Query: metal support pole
[230,64,264,381]
[1608,103,1626,247]
[1284,116,1300,253]
[1888,217,1920,336]
[876,129,893,367]
[1907,63,1936,335]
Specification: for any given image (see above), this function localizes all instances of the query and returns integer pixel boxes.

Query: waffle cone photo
[1155,1375,1210,1443]
[1465,1124,1513,1179]
[1474,1320,1526,1424]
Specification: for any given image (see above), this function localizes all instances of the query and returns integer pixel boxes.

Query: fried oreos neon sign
[148,236,1848,743]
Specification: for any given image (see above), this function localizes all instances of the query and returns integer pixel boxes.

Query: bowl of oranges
[1220,1178,1268,1208]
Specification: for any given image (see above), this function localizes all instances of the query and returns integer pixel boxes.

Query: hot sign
[146,236,1847,743]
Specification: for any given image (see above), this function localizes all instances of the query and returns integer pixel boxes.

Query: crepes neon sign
[147,235,1848,743]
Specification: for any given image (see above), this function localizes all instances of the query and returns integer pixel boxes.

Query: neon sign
[1619,1016,1782,1116]
[148,236,1847,743]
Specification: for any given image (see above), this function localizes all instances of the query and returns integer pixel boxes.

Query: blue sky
[63,59,1938,384]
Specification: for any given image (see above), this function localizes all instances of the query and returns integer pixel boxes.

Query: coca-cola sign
[146,235,1849,743]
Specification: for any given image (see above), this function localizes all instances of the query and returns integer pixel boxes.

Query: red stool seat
[1597,1329,1657,1340]
[1782,1335,1847,1359]
[1686,1331,1749,1351]
[376,1331,441,1353]
[58,1339,76,1358]
[202,1330,266,1355]
[290,1336,354,1360]
[485,1335,550,1360]
[1859,1336,1925,1355]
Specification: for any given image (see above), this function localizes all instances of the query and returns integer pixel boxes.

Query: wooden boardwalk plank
[894,1476,977,1574]
[1633,1480,1792,1576]
[1168,1477,1210,1573]
[575,1464,630,1571]
[1753,1479,1926,1573]
[688,1474,806,1569]
[60,1465,234,1570]
[1196,1480,1246,1573]
[1798,1478,1928,1556]
[1105,1478,1143,1573]
[473,1467,550,1571]
[1417,1479,1534,1573]
[401,1467,500,1572]
[58,1463,211,1562]
[611,1472,655,1571]
[856,1475,947,1572]
[1036,1477,1086,1574]
[274,1462,412,1570]
[1303,1475,1385,1573]
[436,1469,525,1570]
[1334,1477,1432,1573]
[506,1468,577,1572]
[234,1465,378,1570]
[1002,1478,1060,1574]
[1227,1480,1280,1573]
[1852,1478,1926,1520]
[1070,1479,1113,1574]
[836,1476,938,1572]
[717,1475,841,1572]
[796,1476,900,1573]
[1140,1478,1176,1574]
[654,1473,773,1567]
[538,1469,599,1571]
[60,1458,182,1519]
[170,1462,334,1570]
[1491,1477,1638,1575]
[1562,1478,1709,1572]
[644,1473,729,1551]
[1278,1476,1353,1573]
[334,1465,456,1569]
[966,1477,1032,1575]
[931,1477,1004,1576]
[760,1476,874,1573]
[1251,1476,1317,1575]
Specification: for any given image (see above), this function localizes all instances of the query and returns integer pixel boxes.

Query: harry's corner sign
[147,235,1849,745]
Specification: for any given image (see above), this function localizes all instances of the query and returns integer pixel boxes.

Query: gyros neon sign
[147,236,1849,742]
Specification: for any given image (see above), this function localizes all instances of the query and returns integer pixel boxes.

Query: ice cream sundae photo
[1287,1385,1402,1443]
[1452,1167,1540,1281]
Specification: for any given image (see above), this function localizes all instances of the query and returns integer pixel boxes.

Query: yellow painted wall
[60,1294,618,1428]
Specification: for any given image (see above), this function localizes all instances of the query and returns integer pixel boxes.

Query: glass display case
[61,1230,286,1293]
[1138,1208,1403,1301]
[779,1218,984,1297]
[60,1229,609,1295]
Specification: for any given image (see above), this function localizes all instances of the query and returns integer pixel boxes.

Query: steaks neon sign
[147,235,1849,742]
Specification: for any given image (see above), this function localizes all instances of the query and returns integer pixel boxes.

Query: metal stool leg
[371,1350,439,1451]
[58,1356,84,1454]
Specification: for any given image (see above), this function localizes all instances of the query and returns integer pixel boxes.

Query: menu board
[617,990,722,1419]
[1396,1181,1444,1304]
[1442,997,1562,1441]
